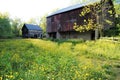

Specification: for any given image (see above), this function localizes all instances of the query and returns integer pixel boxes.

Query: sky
[0,0,71,21]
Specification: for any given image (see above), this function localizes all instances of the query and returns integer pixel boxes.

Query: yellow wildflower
[0,77,2,80]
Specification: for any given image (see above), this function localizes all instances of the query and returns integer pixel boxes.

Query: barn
[22,24,42,38]
[46,0,115,40]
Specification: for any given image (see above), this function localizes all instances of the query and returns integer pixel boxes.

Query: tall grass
[0,39,120,80]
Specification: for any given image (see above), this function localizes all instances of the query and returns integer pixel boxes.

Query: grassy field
[0,39,120,80]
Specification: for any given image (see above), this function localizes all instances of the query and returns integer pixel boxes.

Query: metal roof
[24,24,42,31]
[47,0,100,17]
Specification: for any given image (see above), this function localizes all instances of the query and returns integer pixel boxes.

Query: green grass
[0,39,120,80]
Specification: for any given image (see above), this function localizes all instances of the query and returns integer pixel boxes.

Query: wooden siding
[46,0,115,40]
[47,7,97,33]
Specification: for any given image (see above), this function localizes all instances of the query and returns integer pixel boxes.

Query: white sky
[0,0,71,21]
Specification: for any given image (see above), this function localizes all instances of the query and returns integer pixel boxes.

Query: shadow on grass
[43,38,85,45]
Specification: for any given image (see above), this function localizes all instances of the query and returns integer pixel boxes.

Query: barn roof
[47,0,100,17]
[24,24,42,31]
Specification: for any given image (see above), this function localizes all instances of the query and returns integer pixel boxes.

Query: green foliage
[114,3,120,15]
[0,12,24,38]
[39,14,48,35]
[27,17,40,25]
[79,6,91,17]
[0,39,120,80]
[0,12,13,38]
[10,18,23,37]
[115,3,120,35]
[104,26,119,37]
[104,3,120,37]
[74,19,100,32]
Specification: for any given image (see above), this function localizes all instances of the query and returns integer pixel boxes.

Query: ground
[0,38,120,80]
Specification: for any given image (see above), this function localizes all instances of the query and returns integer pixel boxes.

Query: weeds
[0,39,119,80]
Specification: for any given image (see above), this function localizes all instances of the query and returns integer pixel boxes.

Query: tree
[73,0,115,38]
[10,17,23,37]
[0,12,13,38]
[39,14,48,35]
[114,2,120,35]
[27,17,40,25]
[103,0,120,36]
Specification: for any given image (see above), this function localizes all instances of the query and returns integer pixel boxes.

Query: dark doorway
[91,31,95,40]
[52,33,56,39]
[49,32,56,39]
[34,34,38,38]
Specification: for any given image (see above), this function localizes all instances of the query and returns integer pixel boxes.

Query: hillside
[0,39,120,80]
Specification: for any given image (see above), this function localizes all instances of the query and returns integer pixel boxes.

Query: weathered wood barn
[22,24,42,38]
[46,0,115,40]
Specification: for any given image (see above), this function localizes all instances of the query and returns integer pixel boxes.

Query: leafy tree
[0,12,13,38]
[27,17,40,25]
[114,3,120,35]
[39,14,48,35]
[73,0,115,38]
[104,1,120,36]
[10,17,23,37]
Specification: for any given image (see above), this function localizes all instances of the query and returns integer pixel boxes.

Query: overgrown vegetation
[0,12,13,38]
[0,39,120,80]
[104,2,120,37]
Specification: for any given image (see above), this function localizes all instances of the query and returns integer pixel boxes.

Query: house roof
[47,0,100,17]
[24,24,42,31]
